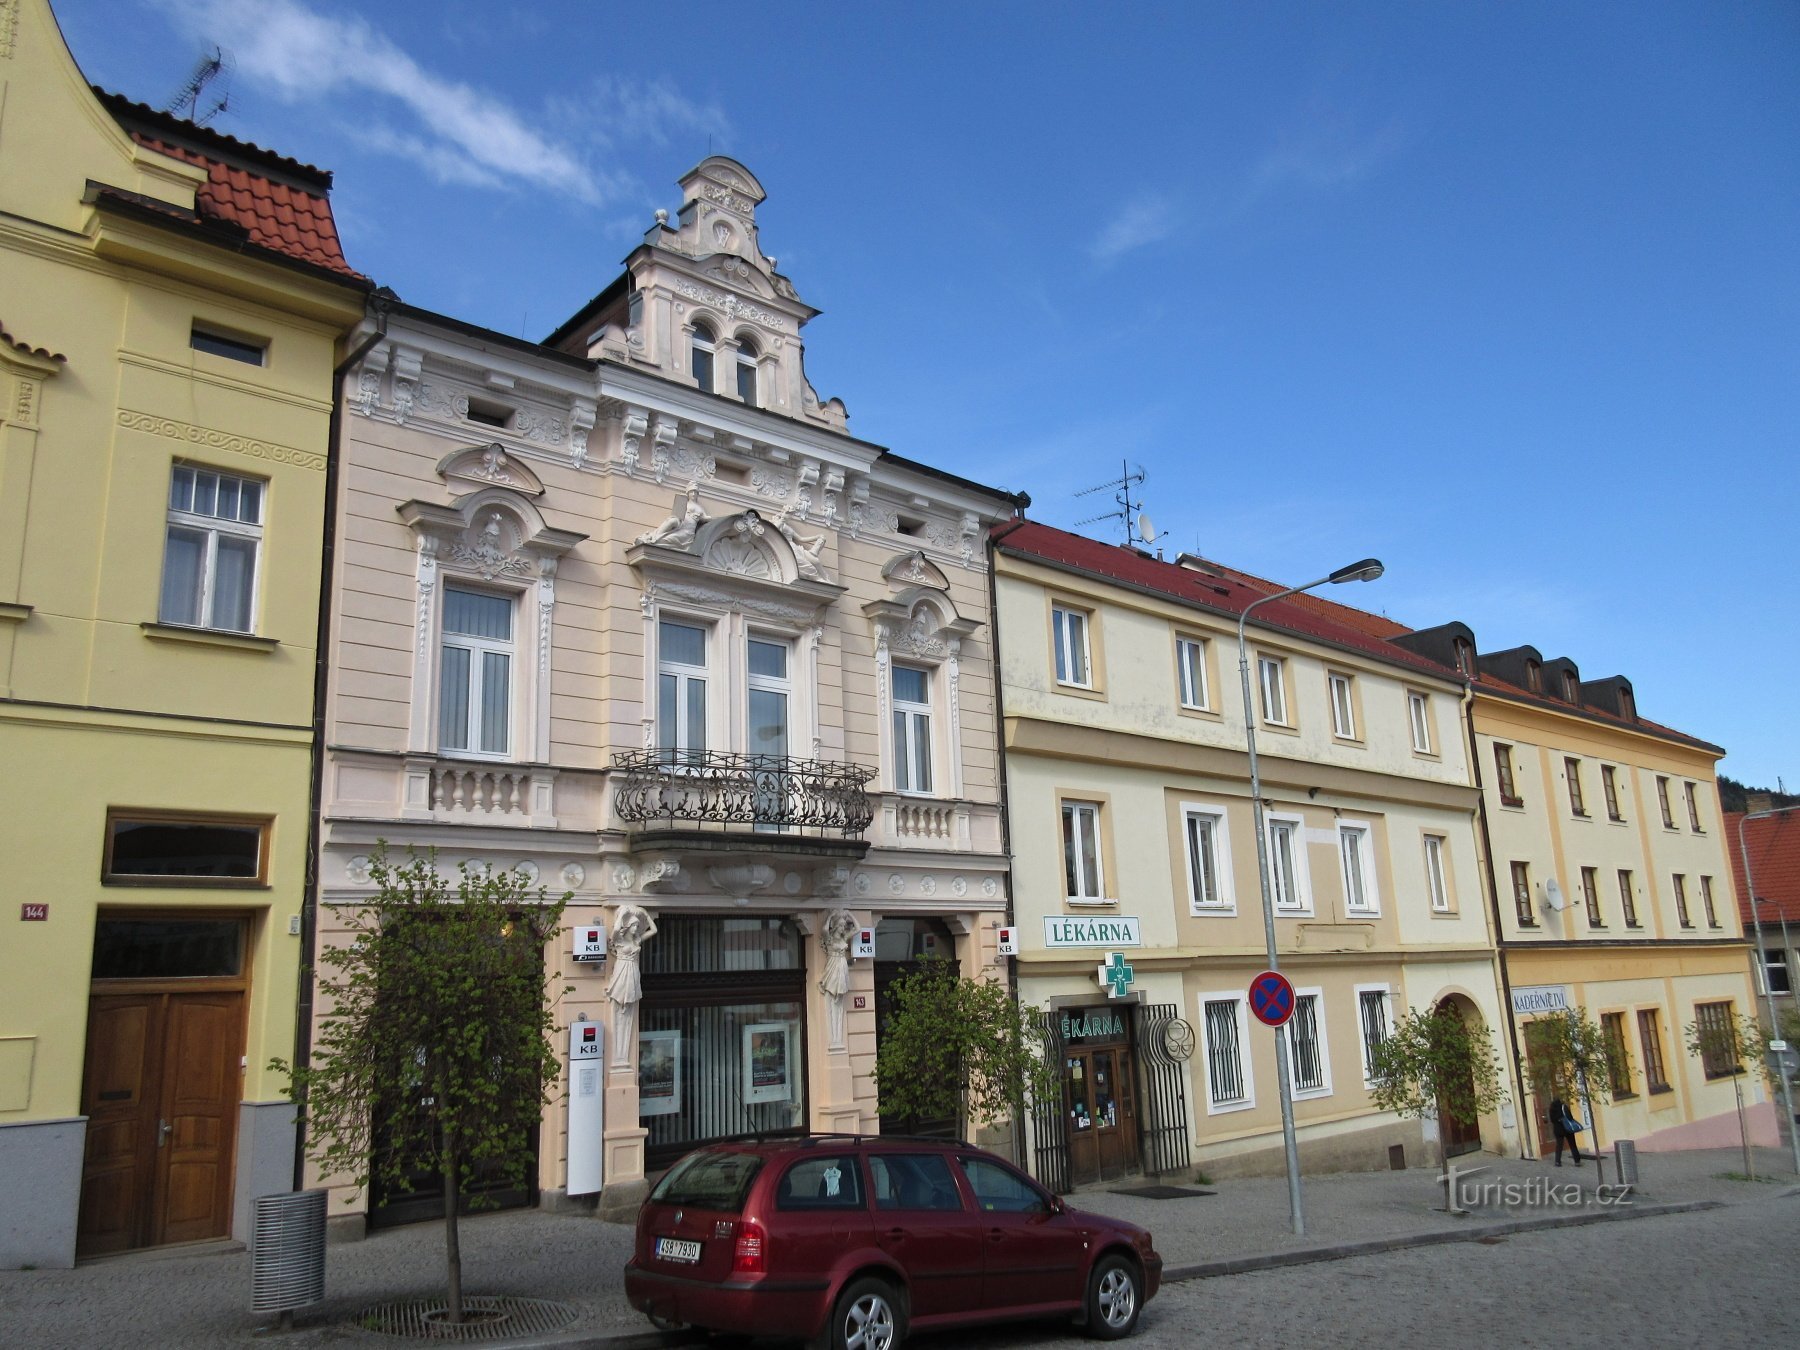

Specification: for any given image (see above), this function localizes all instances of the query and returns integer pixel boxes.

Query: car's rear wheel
[820,1276,904,1350]
[1084,1254,1141,1339]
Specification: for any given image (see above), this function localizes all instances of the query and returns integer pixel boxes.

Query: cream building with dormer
[314,158,1022,1227]
[993,525,1515,1188]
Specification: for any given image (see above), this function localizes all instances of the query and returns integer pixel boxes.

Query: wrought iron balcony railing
[612,751,875,838]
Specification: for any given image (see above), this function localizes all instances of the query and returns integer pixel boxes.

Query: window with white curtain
[1053,605,1092,687]
[1407,691,1433,753]
[1266,815,1310,913]
[1062,800,1106,903]
[1328,672,1357,739]
[1339,822,1379,915]
[1176,636,1208,709]
[892,665,933,793]
[159,464,263,633]
[438,587,513,756]
[1183,807,1231,912]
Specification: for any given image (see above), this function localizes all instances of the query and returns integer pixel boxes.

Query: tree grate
[353,1296,578,1341]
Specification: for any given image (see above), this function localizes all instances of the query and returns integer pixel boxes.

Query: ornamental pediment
[436,443,545,497]
[881,550,951,593]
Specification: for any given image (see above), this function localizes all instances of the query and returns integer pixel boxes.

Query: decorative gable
[436,443,545,498]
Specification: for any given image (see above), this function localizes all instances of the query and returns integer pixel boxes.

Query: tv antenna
[1075,460,1157,548]
[166,46,233,126]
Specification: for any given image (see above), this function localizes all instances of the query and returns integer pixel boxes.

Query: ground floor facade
[315,791,1011,1228]
[1017,949,1516,1191]
[1503,941,1772,1156]
[0,708,310,1269]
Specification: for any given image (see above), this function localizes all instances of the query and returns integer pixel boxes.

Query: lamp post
[1236,556,1384,1237]
[1738,806,1800,1175]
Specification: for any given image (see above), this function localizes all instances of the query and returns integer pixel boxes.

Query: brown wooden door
[78,991,243,1255]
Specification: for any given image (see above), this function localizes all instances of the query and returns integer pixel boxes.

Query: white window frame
[657,615,713,763]
[1199,991,1255,1114]
[1285,988,1333,1099]
[159,463,264,634]
[1062,799,1110,905]
[1338,820,1380,916]
[1257,654,1289,726]
[1264,811,1313,915]
[1423,833,1451,913]
[1354,982,1395,1087]
[690,322,717,392]
[890,662,935,795]
[1176,635,1209,710]
[1328,672,1357,740]
[1181,803,1235,915]
[1407,691,1433,754]
[745,630,793,756]
[437,584,516,760]
[1053,605,1092,688]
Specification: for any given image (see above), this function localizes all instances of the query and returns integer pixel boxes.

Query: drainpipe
[1464,679,1533,1159]
[292,291,393,1191]
[987,502,1030,1170]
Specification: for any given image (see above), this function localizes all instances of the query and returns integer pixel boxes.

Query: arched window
[691,322,716,393]
[736,335,759,408]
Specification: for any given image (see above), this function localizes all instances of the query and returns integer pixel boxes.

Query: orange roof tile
[1726,810,1800,928]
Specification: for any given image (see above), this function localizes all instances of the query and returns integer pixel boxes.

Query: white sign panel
[1511,984,1571,1016]
[1042,915,1142,948]
[996,926,1019,956]
[853,927,876,960]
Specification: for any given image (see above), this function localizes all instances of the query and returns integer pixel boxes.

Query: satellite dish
[1137,512,1158,544]
[1543,878,1566,912]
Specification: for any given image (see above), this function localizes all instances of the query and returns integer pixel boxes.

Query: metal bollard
[251,1189,327,1317]
[1613,1139,1639,1188]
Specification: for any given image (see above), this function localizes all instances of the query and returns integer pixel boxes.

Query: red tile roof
[992,521,1455,680]
[94,91,362,282]
[1726,810,1800,928]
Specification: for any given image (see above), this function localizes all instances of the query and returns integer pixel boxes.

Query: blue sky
[55,0,1800,786]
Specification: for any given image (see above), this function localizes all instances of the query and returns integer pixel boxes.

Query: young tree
[273,850,568,1324]
[1523,1007,1622,1132]
[1369,1004,1506,1213]
[1684,1008,1773,1181]
[874,958,1059,1145]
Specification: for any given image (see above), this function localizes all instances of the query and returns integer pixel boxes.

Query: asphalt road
[913,1193,1800,1350]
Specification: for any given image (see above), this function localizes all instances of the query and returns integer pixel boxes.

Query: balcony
[611,751,874,859]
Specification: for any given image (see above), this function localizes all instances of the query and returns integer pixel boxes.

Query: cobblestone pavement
[922,1189,1800,1350]
[0,1146,1793,1349]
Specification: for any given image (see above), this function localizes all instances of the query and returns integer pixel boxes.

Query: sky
[52,0,1800,786]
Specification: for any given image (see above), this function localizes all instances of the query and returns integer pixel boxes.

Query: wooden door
[78,991,243,1255]
[1065,1052,1099,1185]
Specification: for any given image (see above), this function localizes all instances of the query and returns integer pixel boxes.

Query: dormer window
[1619,687,1636,720]
[736,335,759,408]
[1562,671,1578,702]
[1525,659,1542,692]
[1452,638,1474,677]
[691,322,717,393]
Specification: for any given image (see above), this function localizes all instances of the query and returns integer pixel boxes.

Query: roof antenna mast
[1075,459,1158,550]
[166,45,233,126]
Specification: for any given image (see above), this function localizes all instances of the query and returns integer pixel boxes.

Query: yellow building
[1388,627,1767,1156]
[0,0,367,1267]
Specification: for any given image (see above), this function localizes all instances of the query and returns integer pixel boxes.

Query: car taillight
[733,1218,766,1274]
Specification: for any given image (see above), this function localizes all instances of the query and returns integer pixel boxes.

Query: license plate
[656,1237,701,1264]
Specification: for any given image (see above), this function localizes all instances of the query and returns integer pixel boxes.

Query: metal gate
[1031,1011,1070,1194]
[1132,1002,1193,1178]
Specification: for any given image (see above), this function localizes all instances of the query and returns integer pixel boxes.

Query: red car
[624,1135,1162,1349]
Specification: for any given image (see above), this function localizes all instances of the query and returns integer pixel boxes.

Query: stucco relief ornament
[561,862,586,889]
[951,876,968,898]
[611,863,635,893]
[472,445,513,483]
[819,908,859,1051]
[638,486,707,549]
[450,513,532,580]
[605,904,658,1067]
[345,855,372,885]
[620,409,649,475]
[650,417,679,483]
[355,365,382,417]
[515,861,540,886]
[773,510,829,582]
[415,540,438,657]
[854,873,872,896]
[981,877,998,898]
[704,512,775,578]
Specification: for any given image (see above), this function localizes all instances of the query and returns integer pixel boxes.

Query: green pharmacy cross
[1096,951,1135,999]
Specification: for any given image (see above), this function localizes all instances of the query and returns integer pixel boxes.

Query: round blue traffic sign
[1249,970,1296,1028]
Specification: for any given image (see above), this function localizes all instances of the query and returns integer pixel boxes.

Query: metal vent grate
[250,1190,327,1314]
[354,1296,578,1341]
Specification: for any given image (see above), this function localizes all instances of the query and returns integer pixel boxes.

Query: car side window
[869,1152,964,1212]
[775,1155,865,1210]
[957,1156,1049,1214]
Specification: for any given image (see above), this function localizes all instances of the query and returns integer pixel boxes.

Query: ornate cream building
[314,158,1021,1226]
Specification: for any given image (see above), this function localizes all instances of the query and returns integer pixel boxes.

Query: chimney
[1748,793,1774,814]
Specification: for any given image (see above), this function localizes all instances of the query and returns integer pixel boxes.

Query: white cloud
[157,0,609,203]
[1089,192,1176,265]
[1242,116,1407,208]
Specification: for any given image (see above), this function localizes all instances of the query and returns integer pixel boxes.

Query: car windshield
[649,1149,764,1212]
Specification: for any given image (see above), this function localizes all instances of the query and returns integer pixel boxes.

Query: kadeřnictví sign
[1042,915,1142,948]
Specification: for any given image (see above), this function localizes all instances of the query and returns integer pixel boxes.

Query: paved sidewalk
[1,1146,1792,1350]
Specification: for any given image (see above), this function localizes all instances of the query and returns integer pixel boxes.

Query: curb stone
[1158,1199,1724,1282]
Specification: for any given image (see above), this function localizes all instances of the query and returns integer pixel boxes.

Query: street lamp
[1738,807,1800,1175]
[1236,556,1384,1237]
